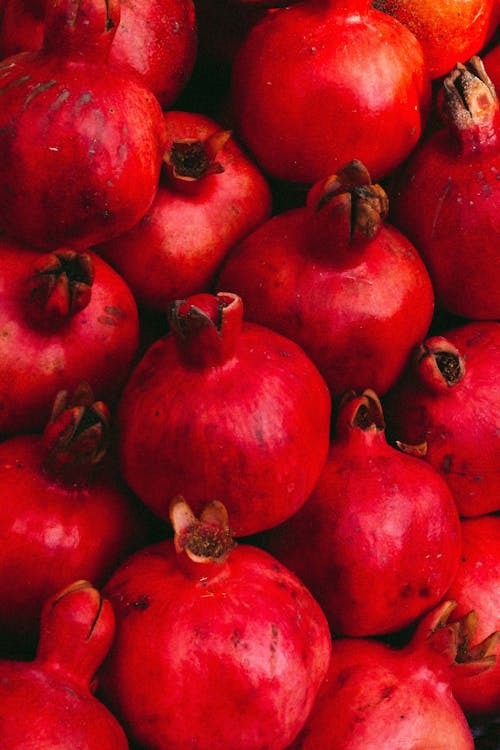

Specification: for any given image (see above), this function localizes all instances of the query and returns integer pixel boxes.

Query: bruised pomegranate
[96,110,272,312]
[383,321,500,518]
[288,601,498,749]
[217,160,434,398]
[99,498,332,750]
[0,580,129,749]
[263,390,461,636]
[446,515,500,717]
[0,385,149,656]
[0,241,139,437]
[390,56,500,320]
[117,292,331,536]
[0,0,167,250]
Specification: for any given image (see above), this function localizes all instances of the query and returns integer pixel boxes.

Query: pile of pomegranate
[0,0,498,747]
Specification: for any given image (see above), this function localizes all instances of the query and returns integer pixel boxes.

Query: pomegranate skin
[117,293,331,537]
[0,0,167,250]
[288,603,480,749]
[383,321,500,518]
[0,240,139,438]
[96,110,272,312]
[230,0,430,184]
[0,581,129,749]
[446,515,500,717]
[217,165,434,398]
[99,502,332,750]
[263,391,462,637]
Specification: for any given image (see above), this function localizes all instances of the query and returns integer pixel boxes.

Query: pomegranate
[0,241,139,438]
[99,497,332,750]
[0,384,149,657]
[390,56,500,320]
[230,0,431,185]
[383,321,500,518]
[0,0,198,108]
[483,42,500,89]
[96,110,272,312]
[0,0,167,250]
[217,160,435,398]
[0,580,129,749]
[288,600,498,749]
[263,389,462,636]
[117,292,331,536]
[372,0,495,79]
[446,515,500,717]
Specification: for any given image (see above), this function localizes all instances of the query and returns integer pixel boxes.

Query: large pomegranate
[0,0,167,250]
[98,497,332,750]
[117,292,331,536]
[0,241,139,437]
[263,390,462,636]
[0,580,129,749]
[217,160,435,398]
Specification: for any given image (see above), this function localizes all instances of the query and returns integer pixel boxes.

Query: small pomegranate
[0,384,149,656]
[217,160,435,398]
[263,390,462,636]
[288,600,498,749]
[230,0,431,184]
[383,321,500,518]
[390,56,500,320]
[0,241,139,438]
[117,292,331,536]
[0,0,167,250]
[99,497,332,750]
[446,515,500,717]
[0,580,129,749]
[96,110,272,312]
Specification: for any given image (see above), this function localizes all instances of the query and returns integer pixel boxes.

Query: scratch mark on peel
[430,177,452,238]
[23,79,57,109]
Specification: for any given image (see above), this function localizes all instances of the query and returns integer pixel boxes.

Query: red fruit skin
[230,0,430,184]
[484,42,500,90]
[117,295,331,537]
[263,392,462,636]
[0,434,148,654]
[383,321,500,518]
[446,515,500,717]
[96,111,272,312]
[99,539,332,750]
[217,208,434,398]
[287,630,475,749]
[0,0,167,250]
[0,0,197,107]
[0,241,139,438]
[372,0,495,79]
[0,582,129,749]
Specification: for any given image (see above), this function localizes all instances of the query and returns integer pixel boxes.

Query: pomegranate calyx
[170,497,236,565]
[307,160,389,254]
[41,384,110,482]
[27,249,94,327]
[164,130,232,184]
[441,56,498,151]
[336,388,385,438]
[414,336,466,393]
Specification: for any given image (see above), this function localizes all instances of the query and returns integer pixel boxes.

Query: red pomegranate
[483,42,500,89]
[0,0,167,250]
[99,497,332,750]
[446,515,500,717]
[117,292,331,536]
[383,321,500,518]
[96,110,272,312]
[217,160,435,398]
[288,600,497,749]
[263,390,462,636]
[230,0,431,185]
[0,0,198,108]
[0,241,139,438]
[0,384,149,656]
[390,56,500,320]
[0,580,129,749]
[372,0,495,79]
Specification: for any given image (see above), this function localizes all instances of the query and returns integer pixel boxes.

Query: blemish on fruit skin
[23,80,57,110]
